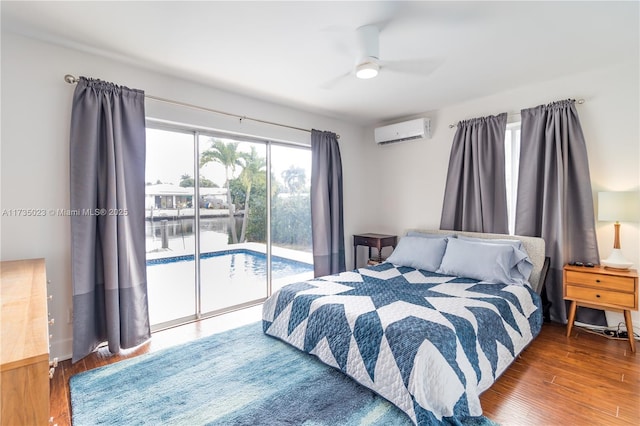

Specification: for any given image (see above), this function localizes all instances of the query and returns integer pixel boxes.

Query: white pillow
[436,238,533,286]
[386,235,448,272]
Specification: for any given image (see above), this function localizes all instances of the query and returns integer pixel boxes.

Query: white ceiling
[2,1,638,125]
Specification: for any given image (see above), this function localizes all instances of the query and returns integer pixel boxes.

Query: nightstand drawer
[565,270,635,293]
[565,284,635,308]
[355,237,377,247]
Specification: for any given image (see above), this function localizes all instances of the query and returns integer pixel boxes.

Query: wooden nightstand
[353,233,397,269]
[563,264,638,352]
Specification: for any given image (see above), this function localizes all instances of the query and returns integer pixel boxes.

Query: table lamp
[598,191,640,270]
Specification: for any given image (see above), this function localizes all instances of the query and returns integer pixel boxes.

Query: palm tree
[200,139,242,243]
[179,173,194,188]
[237,146,266,243]
[281,166,306,194]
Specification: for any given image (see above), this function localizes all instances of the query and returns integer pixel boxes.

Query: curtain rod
[448,98,585,129]
[64,74,339,139]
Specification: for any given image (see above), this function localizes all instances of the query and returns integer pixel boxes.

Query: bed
[262,230,547,425]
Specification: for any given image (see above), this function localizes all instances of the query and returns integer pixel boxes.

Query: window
[505,122,521,235]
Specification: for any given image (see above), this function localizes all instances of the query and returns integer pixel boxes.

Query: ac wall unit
[374,118,431,145]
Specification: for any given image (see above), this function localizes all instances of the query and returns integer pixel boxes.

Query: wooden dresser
[1,258,51,425]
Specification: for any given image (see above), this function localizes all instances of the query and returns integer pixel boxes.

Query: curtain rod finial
[64,74,78,84]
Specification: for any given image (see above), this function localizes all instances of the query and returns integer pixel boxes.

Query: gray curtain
[440,113,509,233]
[515,99,604,325]
[310,129,346,276]
[70,77,150,362]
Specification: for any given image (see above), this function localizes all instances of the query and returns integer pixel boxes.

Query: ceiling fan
[321,24,442,89]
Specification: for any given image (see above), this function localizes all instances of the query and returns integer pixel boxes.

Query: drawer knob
[596,294,601,298]
[595,279,601,283]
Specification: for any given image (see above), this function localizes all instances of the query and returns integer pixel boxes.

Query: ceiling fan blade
[320,26,356,58]
[369,1,410,31]
[380,57,444,77]
[319,70,352,90]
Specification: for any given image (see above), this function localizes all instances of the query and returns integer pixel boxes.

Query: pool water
[146,249,313,326]
[147,249,313,278]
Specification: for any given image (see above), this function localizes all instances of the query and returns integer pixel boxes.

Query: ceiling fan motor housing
[355,25,381,78]
[356,24,380,64]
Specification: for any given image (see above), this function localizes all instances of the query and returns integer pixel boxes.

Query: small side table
[353,233,397,269]
[563,264,638,352]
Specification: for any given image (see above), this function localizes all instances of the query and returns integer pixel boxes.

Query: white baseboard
[50,337,73,362]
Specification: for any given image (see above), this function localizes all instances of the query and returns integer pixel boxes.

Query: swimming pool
[146,249,314,326]
[147,249,313,278]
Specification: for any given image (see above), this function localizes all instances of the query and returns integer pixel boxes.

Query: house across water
[145,184,230,219]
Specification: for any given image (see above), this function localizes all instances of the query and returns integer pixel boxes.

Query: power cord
[580,322,640,341]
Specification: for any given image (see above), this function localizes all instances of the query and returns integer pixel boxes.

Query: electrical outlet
[67,308,73,324]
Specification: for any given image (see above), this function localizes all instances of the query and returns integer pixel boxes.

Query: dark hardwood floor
[481,323,639,425]
[51,312,639,426]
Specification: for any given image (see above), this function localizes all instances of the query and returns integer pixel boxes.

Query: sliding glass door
[270,144,314,291]
[198,136,268,313]
[145,125,313,329]
[145,128,196,326]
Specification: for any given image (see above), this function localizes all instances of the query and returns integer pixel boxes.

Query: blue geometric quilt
[263,263,543,425]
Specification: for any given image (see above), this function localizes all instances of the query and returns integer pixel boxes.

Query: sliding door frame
[146,118,310,331]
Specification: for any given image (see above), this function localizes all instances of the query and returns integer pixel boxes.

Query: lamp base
[601,248,633,270]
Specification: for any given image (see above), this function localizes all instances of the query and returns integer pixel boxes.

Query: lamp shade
[598,191,640,222]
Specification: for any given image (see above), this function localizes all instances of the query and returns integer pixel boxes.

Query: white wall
[362,61,640,328]
[0,33,367,360]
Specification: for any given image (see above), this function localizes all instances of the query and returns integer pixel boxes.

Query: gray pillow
[386,235,448,272]
[436,238,533,286]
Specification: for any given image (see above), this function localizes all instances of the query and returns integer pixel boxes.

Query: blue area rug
[70,322,497,425]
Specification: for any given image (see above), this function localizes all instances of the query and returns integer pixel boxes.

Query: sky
[145,128,311,188]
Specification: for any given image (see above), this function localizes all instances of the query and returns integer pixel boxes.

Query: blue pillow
[436,238,533,286]
[386,235,448,272]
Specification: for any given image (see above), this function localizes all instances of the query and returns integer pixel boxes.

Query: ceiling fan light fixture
[355,61,379,79]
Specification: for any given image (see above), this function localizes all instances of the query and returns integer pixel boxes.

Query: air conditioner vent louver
[374,118,430,145]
